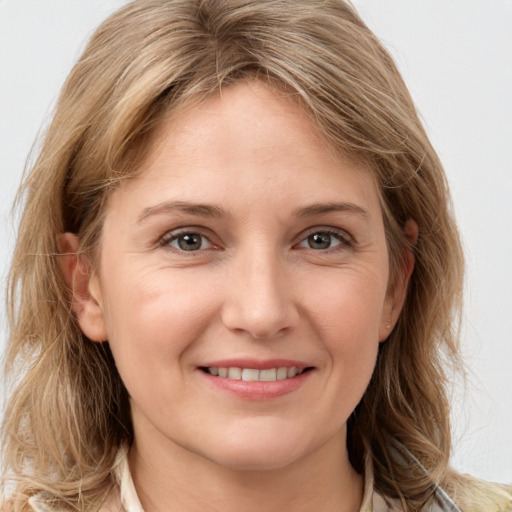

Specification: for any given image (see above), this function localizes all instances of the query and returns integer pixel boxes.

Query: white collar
[28,443,459,511]
[114,444,145,512]
[113,444,397,512]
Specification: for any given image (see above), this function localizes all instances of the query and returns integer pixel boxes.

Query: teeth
[206,366,305,381]
[277,367,288,380]
[259,369,277,381]
[287,367,298,378]
[241,368,260,381]
[228,367,242,379]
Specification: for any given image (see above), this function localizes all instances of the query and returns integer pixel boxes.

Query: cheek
[305,265,388,339]
[99,264,219,376]
[303,267,386,394]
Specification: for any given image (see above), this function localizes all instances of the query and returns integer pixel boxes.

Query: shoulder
[452,475,512,512]
[21,491,123,512]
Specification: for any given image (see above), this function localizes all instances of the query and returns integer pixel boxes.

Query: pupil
[178,233,201,251]
[309,233,331,249]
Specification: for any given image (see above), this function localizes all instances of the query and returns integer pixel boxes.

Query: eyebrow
[294,202,369,219]
[137,200,369,223]
[137,201,226,223]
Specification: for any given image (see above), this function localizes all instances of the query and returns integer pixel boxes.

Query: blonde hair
[3,0,467,510]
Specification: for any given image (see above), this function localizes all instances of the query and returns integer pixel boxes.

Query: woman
[2,1,511,511]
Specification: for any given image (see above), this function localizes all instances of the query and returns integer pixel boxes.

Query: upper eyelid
[160,225,214,237]
[297,226,353,242]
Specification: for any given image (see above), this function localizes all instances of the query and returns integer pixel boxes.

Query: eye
[164,232,213,252]
[297,230,350,250]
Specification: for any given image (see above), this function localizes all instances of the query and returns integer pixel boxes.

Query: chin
[207,444,306,472]
[174,410,350,473]
[194,425,322,472]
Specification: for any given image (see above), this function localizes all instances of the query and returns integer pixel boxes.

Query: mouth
[198,360,315,400]
[199,366,313,382]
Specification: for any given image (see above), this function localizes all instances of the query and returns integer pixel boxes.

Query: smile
[202,367,308,381]
[198,359,314,400]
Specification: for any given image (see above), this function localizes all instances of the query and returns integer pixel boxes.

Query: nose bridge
[221,242,298,339]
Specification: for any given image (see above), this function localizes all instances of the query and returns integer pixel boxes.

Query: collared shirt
[111,445,463,512]
[27,445,512,512]
[111,445,403,512]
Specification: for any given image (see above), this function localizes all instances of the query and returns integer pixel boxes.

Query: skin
[61,80,415,512]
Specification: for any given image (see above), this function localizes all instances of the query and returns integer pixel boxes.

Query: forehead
[108,80,382,224]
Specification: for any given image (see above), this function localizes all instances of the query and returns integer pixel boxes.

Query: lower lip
[199,369,313,400]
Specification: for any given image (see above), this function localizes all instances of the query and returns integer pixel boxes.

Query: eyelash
[296,228,354,252]
[159,227,354,253]
[159,229,216,253]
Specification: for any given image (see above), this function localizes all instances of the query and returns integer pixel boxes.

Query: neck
[128,427,364,512]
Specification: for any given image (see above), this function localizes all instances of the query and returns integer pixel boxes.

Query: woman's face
[78,80,403,471]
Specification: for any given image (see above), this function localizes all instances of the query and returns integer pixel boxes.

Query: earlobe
[57,233,108,342]
[379,220,419,341]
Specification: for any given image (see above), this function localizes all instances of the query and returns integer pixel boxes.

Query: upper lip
[199,358,312,370]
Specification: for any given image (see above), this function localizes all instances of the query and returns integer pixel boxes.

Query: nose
[220,247,299,339]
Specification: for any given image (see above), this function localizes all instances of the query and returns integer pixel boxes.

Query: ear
[378,220,418,341]
[57,233,108,342]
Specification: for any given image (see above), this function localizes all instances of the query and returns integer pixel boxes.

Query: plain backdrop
[0,0,511,484]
